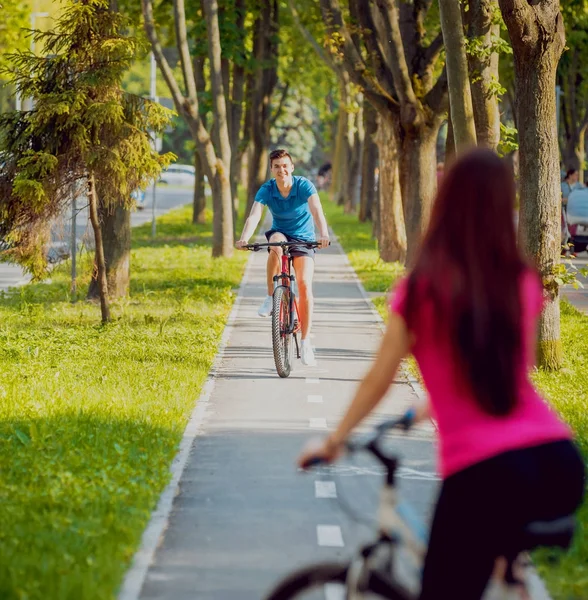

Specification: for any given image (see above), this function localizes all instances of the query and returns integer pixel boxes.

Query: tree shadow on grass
[0,414,182,600]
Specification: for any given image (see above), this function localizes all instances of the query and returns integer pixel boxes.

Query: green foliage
[549,261,588,290]
[497,122,518,157]
[0,0,29,112]
[0,201,248,599]
[465,33,512,61]
[0,0,28,72]
[0,0,175,277]
[270,86,317,168]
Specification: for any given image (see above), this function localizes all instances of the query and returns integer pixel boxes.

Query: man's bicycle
[245,241,323,378]
[263,414,576,599]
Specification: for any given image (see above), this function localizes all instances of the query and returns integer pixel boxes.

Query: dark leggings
[419,440,585,600]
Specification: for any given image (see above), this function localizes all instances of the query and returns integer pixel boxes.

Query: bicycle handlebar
[301,409,416,470]
[243,241,328,251]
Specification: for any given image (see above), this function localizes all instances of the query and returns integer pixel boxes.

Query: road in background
[0,185,193,292]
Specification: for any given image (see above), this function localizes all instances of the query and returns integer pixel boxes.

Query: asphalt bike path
[121,236,442,600]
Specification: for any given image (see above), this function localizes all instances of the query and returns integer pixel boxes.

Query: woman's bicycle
[245,241,322,378]
[263,414,577,599]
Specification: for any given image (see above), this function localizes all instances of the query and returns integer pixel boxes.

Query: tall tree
[359,102,378,222]
[558,2,588,180]
[88,0,132,301]
[438,0,477,151]
[319,0,447,264]
[465,0,502,150]
[498,0,566,369]
[245,0,279,212]
[0,0,172,322]
[142,0,234,257]
[287,0,359,211]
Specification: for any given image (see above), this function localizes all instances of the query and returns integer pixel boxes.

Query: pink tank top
[390,271,571,478]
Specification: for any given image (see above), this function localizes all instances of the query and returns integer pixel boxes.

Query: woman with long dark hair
[298,149,585,598]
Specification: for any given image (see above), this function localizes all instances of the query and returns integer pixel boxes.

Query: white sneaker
[258,295,273,317]
[300,340,316,366]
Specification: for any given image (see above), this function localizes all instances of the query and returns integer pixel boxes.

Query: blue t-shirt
[255,176,317,241]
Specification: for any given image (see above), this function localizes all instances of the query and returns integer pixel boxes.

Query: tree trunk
[400,125,439,266]
[245,0,278,213]
[499,0,566,369]
[203,0,234,257]
[87,205,130,302]
[345,100,363,213]
[193,150,207,224]
[562,123,587,180]
[230,62,245,212]
[375,115,407,263]
[465,0,501,150]
[445,114,456,167]
[211,163,234,257]
[229,0,246,215]
[359,103,378,222]
[439,0,477,151]
[87,175,111,323]
[331,77,350,204]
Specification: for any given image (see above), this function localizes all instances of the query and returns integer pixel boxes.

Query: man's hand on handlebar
[235,240,248,251]
[317,235,330,249]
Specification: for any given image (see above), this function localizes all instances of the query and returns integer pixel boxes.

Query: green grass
[0,203,247,599]
[532,300,588,598]
[324,196,588,599]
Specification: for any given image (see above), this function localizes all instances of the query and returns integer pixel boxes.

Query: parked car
[565,187,588,254]
[159,164,196,186]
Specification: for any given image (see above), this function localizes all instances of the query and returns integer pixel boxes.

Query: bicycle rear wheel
[264,562,347,599]
[264,561,412,599]
[272,285,294,378]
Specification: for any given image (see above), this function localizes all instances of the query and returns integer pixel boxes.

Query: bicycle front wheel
[272,285,294,378]
[264,562,348,599]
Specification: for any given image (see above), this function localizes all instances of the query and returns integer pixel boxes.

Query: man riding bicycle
[236,149,330,366]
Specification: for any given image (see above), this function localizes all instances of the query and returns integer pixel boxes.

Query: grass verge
[324,196,588,600]
[0,202,247,599]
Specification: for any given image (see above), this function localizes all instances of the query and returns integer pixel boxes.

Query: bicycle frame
[272,250,301,337]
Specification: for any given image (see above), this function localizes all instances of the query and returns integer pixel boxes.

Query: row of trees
[1,0,587,369]
[283,0,571,368]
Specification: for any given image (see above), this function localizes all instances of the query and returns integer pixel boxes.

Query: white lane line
[317,525,344,547]
[309,417,327,429]
[315,481,337,498]
[306,377,321,384]
[324,584,345,600]
[307,394,323,403]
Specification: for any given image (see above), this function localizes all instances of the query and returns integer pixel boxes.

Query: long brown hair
[405,149,528,416]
